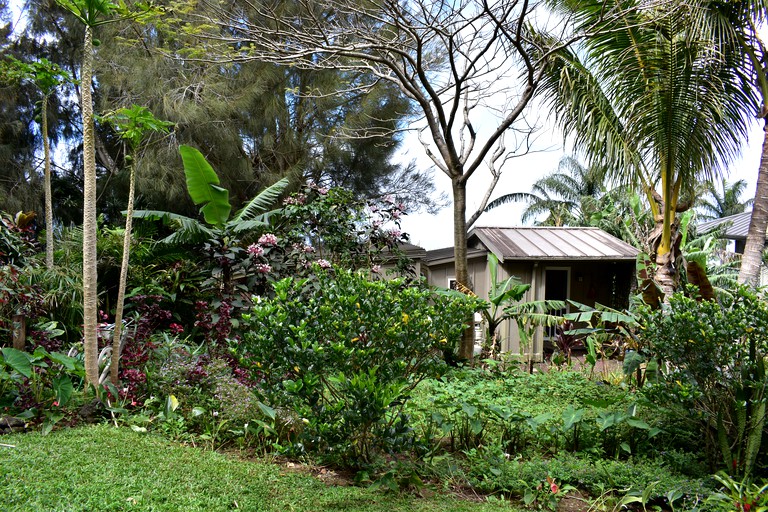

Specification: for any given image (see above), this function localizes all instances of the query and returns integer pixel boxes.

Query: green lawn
[0,425,518,512]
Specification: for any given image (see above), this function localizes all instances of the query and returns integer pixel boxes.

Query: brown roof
[472,227,639,261]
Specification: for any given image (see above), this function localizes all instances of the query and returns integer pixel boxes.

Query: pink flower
[247,243,265,257]
[169,323,184,335]
[372,265,382,274]
[384,194,395,204]
[318,187,329,195]
[52,401,59,407]
[388,228,401,238]
[258,233,278,247]
[547,476,559,494]
[316,259,331,269]
[255,263,272,274]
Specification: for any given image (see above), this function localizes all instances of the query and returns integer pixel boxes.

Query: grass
[0,425,520,512]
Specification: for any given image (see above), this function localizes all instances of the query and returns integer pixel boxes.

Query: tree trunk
[453,179,474,361]
[738,121,768,287]
[110,163,136,385]
[649,213,682,299]
[42,94,54,270]
[81,25,100,386]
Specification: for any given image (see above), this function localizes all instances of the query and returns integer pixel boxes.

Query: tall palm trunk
[42,93,54,270]
[110,162,136,384]
[738,120,768,287]
[81,25,99,386]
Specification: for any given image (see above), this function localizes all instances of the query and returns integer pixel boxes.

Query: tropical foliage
[538,0,754,296]
[2,0,768,509]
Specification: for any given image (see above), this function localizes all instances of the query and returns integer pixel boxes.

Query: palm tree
[698,0,768,286]
[486,156,605,226]
[56,0,153,386]
[105,105,172,384]
[4,58,71,270]
[697,178,753,221]
[538,0,753,297]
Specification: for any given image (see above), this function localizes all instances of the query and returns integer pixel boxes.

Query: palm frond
[230,177,289,224]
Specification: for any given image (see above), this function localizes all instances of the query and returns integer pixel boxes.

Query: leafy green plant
[706,471,768,512]
[238,268,481,465]
[638,287,768,477]
[0,346,85,433]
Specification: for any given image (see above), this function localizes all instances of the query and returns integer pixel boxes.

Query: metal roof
[425,247,489,265]
[697,211,752,240]
[470,226,639,262]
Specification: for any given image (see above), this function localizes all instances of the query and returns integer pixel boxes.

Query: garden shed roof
[697,211,752,240]
[426,227,639,264]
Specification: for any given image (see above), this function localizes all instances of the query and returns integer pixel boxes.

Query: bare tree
[192,0,577,359]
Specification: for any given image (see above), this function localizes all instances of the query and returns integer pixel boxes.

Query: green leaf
[179,145,232,226]
[626,418,650,430]
[562,405,585,430]
[461,403,478,418]
[257,401,276,420]
[46,351,80,372]
[230,177,289,226]
[42,412,64,436]
[1,348,32,378]
[52,375,74,406]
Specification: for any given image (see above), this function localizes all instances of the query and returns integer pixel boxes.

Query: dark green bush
[237,268,481,466]
[637,287,768,477]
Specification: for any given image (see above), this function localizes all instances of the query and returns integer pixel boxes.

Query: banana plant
[133,145,289,244]
[480,253,531,357]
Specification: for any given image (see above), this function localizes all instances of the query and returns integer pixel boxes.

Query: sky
[398,116,766,250]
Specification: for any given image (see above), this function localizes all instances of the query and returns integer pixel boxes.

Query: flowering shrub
[183,183,415,347]
[237,267,482,465]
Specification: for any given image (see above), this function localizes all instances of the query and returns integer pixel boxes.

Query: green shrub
[638,287,768,477]
[237,268,481,466]
[409,367,651,457]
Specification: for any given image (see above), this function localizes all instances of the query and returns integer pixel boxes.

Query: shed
[425,226,639,360]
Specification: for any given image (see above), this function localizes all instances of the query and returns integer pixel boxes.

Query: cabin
[424,226,639,360]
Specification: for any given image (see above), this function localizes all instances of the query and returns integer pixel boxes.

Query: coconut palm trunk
[81,24,99,386]
[738,120,768,287]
